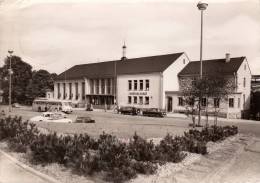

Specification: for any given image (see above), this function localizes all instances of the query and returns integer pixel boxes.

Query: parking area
[2,105,260,139]
[0,105,190,139]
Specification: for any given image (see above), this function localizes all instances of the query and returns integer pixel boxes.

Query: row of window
[178,97,243,108]
[128,96,150,105]
[90,79,112,95]
[57,82,85,100]
[128,79,150,91]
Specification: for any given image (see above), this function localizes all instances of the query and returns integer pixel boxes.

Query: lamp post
[8,50,14,112]
[197,2,208,125]
[197,1,208,78]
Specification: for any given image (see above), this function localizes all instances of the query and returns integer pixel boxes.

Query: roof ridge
[191,56,245,62]
[73,52,184,67]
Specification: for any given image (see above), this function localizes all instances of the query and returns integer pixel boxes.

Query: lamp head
[197,1,208,10]
[8,50,14,55]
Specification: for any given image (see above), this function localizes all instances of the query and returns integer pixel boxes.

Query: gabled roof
[178,57,245,77]
[56,52,184,80]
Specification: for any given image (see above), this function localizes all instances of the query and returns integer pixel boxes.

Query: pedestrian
[1,110,5,118]
[256,112,260,121]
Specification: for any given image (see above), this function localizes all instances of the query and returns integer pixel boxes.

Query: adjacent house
[169,54,252,119]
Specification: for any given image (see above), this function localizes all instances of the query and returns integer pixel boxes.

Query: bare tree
[180,75,235,127]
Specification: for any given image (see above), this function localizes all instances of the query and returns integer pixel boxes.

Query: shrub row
[0,116,238,183]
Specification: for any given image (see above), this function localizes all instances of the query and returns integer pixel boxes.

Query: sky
[0,0,259,74]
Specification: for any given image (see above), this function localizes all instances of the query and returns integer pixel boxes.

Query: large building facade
[53,52,189,109]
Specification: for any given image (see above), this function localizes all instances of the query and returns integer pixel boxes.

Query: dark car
[142,108,166,117]
[86,104,93,111]
[75,116,95,123]
[119,106,138,115]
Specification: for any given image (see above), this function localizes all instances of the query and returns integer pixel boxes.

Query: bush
[128,132,155,162]
[155,134,186,163]
[0,116,239,183]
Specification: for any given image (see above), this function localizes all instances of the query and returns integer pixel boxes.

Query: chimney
[121,42,127,61]
[225,53,230,63]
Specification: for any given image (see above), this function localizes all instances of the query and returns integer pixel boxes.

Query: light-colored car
[29,112,72,123]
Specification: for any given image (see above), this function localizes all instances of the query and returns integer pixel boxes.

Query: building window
[75,82,78,99]
[57,83,60,99]
[128,80,132,90]
[244,64,246,70]
[238,97,240,108]
[82,82,85,100]
[128,96,132,104]
[178,97,184,106]
[134,96,137,104]
[214,98,220,108]
[134,80,137,90]
[107,79,111,94]
[229,98,234,108]
[90,80,94,94]
[139,96,143,105]
[96,80,99,94]
[145,96,149,105]
[101,79,105,94]
[201,98,207,107]
[63,83,66,99]
[145,80,150,91]
[139,80,143,90]
[243,94,245,108]
[183,59,185,64]
[243,78,246,88]
[69,83,72,99]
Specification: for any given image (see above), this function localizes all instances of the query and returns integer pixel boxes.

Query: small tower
[121,42,127,61]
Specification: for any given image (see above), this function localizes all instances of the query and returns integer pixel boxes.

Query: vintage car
[75,116,95,123]
[119,106,138,115]
[29,112,72,123]
[142,108,166,117]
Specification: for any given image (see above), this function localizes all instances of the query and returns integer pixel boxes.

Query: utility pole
[8,50,14,112]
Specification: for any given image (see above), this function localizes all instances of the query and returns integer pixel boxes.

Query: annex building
[54,52,190,109]
[171,54,252,118]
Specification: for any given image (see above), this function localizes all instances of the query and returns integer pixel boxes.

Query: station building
[54,52,190,109]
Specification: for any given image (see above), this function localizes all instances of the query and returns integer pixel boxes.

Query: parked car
[29,112,72,123]
[142,108,166,117]
[12,103,21,108]
[119,106,138,115]
[75,116,95,123]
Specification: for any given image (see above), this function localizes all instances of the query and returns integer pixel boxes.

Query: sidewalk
[0,150,61,183]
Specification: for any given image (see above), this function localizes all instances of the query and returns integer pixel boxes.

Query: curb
[244,138,260,154]
[0,149,62,183]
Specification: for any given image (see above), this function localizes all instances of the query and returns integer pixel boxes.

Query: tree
[1,56,32,104]
[180,75,235,127]
[26,70,57,103]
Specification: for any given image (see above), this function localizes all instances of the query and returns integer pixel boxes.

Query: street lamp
[197,1,208,78]
[8,50,13,112]
[197,2,208,126]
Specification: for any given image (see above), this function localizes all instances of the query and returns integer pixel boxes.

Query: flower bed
[0,116,238,183]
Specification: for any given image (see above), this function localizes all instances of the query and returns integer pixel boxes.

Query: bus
[32,98,73,113]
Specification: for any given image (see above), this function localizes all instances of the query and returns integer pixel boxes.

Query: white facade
[117,53,189,109]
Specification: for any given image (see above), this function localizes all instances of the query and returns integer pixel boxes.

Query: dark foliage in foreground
[0,116,238,183]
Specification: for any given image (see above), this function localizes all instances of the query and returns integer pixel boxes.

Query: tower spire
[121,41,127,61]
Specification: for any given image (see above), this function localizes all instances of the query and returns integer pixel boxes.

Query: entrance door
[167,97,172,112]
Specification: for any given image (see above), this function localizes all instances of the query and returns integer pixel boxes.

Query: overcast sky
[0,0,259,74]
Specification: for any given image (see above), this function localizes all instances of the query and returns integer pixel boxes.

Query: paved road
[0,153,48,183]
